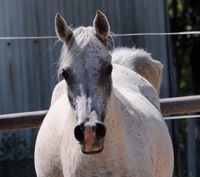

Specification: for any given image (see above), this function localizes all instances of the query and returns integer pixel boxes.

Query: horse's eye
[62,69,70,80]
[105,64,113,76]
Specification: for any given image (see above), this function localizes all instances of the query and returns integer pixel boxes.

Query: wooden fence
[0,95,200,132]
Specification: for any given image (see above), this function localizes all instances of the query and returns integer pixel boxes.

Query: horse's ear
[55,13,72,44]
[93,10,110,40]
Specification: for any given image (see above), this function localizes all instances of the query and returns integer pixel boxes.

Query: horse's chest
[73,161,134,177]
[66,153,136,177]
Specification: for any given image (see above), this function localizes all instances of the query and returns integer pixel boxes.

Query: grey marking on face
[62,37,113,124]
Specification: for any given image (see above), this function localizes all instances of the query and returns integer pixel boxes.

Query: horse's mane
[112,47,163,93]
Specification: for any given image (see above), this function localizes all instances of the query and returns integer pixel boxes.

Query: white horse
[34,11,174,177]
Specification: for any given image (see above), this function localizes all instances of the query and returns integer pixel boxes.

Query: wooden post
[187,119,196,177]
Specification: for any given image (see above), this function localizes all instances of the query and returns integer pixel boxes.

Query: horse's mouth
[81,144,104,154]
[78,125,105,154]
[80,139,105,154]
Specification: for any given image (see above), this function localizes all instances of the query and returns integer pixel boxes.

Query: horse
[34,10,174,177]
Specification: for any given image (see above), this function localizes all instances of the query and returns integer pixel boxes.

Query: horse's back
[112,47,163,92]
[50,80,67,107]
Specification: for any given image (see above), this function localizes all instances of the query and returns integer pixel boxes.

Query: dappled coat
[34,11,174,177]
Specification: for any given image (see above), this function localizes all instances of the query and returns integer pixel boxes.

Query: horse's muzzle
[74,122,106,154]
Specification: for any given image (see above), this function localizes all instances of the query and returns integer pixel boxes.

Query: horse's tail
[111,47,163,93]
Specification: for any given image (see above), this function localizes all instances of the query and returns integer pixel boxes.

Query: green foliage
[167,0,200,96]
[167,1,200,177]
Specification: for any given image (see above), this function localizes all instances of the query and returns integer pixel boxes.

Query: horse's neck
[104,90,131,154]
[104,91,125,133]
[99,90,135,170]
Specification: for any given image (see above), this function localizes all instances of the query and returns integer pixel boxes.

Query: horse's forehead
[84,39,110,59]
[72,44,111,69]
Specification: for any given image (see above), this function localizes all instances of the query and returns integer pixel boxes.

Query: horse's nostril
[74,124,84,142]
[96,123,106,139]
[74,122,106,143]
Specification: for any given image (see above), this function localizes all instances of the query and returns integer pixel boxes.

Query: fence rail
[0,95,200,132]
[160,95,200,115]
[0,31,200,40]
[0,110,47,131]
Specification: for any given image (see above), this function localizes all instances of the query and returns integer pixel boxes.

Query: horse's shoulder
[113,64,160,110]
[50,80,67,107]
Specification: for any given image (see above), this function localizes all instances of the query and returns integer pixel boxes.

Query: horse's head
[55,11,114,154]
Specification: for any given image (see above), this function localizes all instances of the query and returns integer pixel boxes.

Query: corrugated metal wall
[0,0,169,115]
[0,0,170,176]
